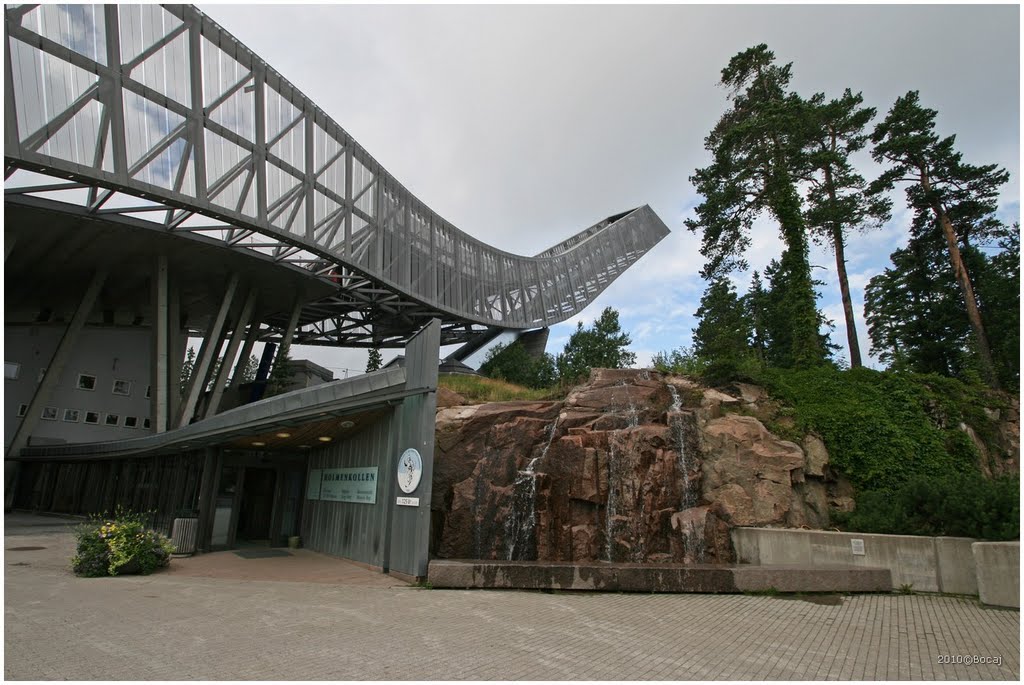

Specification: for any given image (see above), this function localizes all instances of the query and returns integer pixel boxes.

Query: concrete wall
[733,527,980,594]
[972,542,1020,608]
[5,325,156,448]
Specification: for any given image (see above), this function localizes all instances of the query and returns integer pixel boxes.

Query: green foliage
[973,223,1020,390]
[72,508,174,577]
[865,222,1019,391]
[556,307,636,383]
[693,278,755,383]
[761,366,1003,492]
[180,346,196,396]
[238,354,259,384]
[864,230,972,378]
[480,341,556,390]
[761,253,834,369]
[265,343,293,397]
[651,346,705,377]
[685,44,829,369]
[366,347,383,373]
[836,473,1019,541]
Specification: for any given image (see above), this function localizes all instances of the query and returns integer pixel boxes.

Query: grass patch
[439,374,564,403]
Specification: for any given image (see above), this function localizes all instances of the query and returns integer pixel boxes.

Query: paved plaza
[3,515,1019,680]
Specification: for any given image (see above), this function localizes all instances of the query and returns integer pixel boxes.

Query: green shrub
[760,366,1001,491]
[651,345,766,387]
[479,341,557,390]
[835,473,1019,541]
[72,508,175,577]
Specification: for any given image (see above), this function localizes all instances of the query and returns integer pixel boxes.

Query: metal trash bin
[170,517,199,556]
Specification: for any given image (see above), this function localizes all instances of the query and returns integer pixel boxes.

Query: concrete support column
[279,298,303,353]
[167,285,184,423]
[151,255,170,433]
[205,290,256,418]
[267,298,304,386]
[177,274,239,427]
[228,320,261,392]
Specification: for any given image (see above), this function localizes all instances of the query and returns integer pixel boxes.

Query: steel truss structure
[4,4,669,347]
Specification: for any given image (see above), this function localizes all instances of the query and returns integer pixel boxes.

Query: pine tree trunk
[922,173,999,388]
[831,225,863,368]
[823,166,863,368]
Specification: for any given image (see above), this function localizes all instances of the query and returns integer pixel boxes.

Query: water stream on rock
[667,381,704,562]
[604,438,619,562]
[505,416,561,561]
[604,381,640,562]
[667,383,693,509]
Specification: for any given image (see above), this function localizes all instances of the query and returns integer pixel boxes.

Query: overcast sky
[199,2,1020,376]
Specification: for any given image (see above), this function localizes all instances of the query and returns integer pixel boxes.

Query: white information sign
[306,469,322,500]
[396,496,420,507]
[851,538,866,556]
[320,467,378,504]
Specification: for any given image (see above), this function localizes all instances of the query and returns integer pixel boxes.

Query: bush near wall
[72,508,175,577]
[834,474,1019,541]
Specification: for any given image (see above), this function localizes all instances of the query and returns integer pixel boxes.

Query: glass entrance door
[210,466,240,548]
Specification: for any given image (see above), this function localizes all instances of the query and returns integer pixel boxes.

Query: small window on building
[142,418,151,429]
[104,413,120,427]
[112,379,132,396]
[77,374,97,391]
[124,416,139,428]
[40,407,58,421]
[63,409,81,423]
[84,411,100,425]
[16,404,28,417]
[145,385,151,399]
[5,362,20,380]
[37,367,47,383]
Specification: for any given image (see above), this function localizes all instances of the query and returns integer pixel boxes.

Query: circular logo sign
[397,448,423,494]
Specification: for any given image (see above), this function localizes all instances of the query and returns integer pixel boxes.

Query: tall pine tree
[869,91,1009,388]
[803,89,891,368]
[686,44,827,368]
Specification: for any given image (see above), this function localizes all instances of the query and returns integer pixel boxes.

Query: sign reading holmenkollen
[319,467,378,504]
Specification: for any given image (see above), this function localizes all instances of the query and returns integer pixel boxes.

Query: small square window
[104,413,120,427]
[63,409,81,423]
[77,374,97,391]
[40,407,58,421]
[84,411,100,425]
[112,379,132,396]
[142,418,151,429]
[124,416,139,428]
[5,362,21,380]
[16,404,28,417]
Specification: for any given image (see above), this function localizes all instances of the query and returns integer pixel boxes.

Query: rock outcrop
[433,369,811,564]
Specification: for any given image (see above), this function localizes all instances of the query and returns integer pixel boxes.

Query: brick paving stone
[3,517,1020,681]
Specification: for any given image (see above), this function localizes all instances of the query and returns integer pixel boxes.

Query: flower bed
[72,508,175,577]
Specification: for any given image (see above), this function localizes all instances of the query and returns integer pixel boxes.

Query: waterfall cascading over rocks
[505,416,561,561]
[433,368,849,565]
